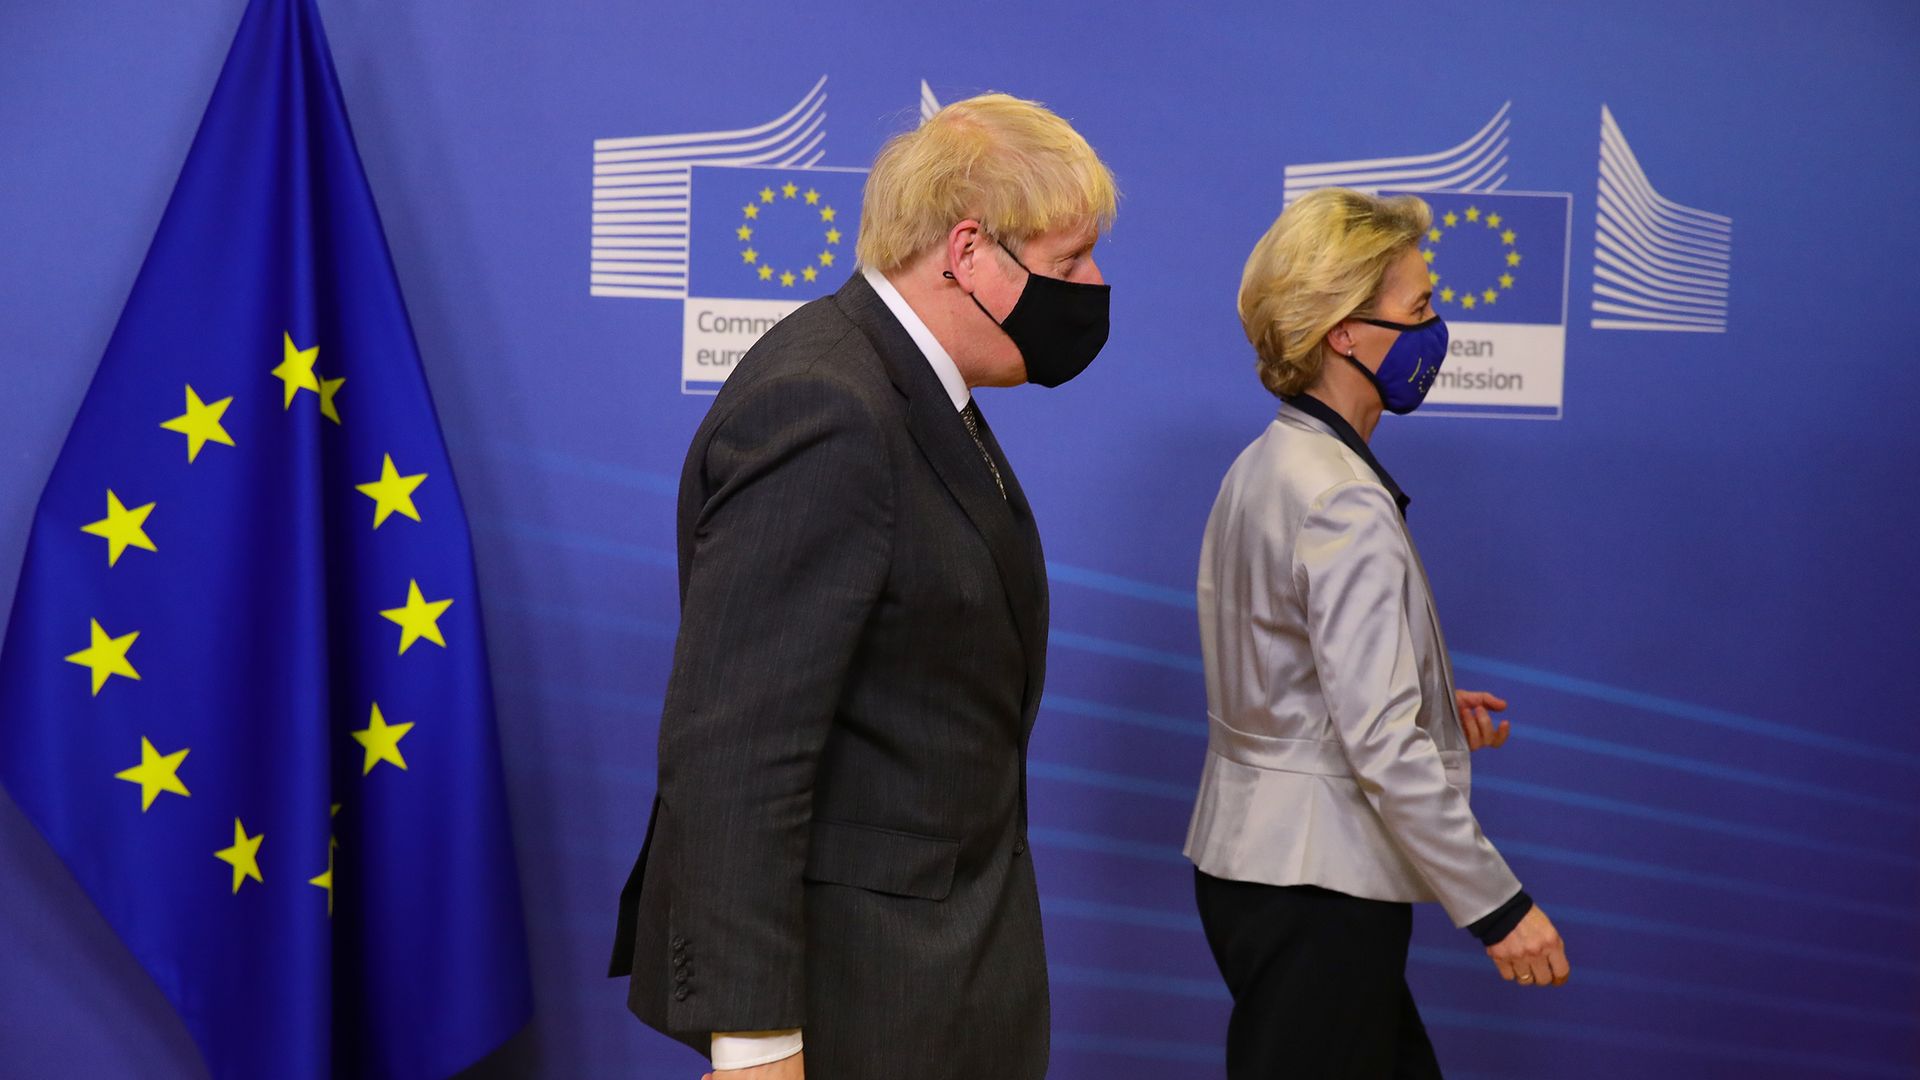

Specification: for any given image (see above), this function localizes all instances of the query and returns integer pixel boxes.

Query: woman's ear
[1325,321,1354,358]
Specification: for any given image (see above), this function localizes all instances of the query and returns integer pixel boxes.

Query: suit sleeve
[1294,480,1520,927]
[657,370,893,1034]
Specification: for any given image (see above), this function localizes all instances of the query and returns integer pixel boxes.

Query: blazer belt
[1205,716,1351,777]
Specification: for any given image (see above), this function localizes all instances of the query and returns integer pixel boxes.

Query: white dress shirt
[708,267,967,1073]
[863,265,970,411]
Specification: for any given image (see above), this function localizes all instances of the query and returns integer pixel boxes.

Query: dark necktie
[960,400,1007,501]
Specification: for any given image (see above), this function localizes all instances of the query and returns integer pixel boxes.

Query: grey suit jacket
[1184,404,1520,927]
[609,274,1050,1078]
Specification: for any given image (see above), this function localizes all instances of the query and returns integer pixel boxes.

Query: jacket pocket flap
[802,819,959,901]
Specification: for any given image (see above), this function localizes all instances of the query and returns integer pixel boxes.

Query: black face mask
[945,240,1111,387]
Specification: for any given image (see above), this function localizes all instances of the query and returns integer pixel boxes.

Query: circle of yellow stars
[64,327,456,908]
[738,179,842,288]
[1422,205,1521,313]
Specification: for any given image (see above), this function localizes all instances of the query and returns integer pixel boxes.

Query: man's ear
[944,219,985,291]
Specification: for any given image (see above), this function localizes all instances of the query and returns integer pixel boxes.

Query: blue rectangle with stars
[1386,189,1571,326]
[0,1,531,1077]
[686,164,866,299]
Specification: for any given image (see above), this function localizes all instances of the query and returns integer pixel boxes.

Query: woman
[1185,188,1570,1079]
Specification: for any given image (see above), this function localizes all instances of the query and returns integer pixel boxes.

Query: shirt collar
[1281,393,1411,517]
[862,265,970,412]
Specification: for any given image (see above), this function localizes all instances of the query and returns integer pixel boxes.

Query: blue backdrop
[2,2,1916,1077]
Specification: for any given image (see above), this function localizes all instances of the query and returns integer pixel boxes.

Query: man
[609,93,1117,1079]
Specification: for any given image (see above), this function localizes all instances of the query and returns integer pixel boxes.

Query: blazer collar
[1281,393,1411,517]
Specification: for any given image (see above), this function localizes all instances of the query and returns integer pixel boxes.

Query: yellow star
[1499,273,1515,289]
[351,701,414,775]
[1421,249,1435,264]
[1427,228,1443,242]
[1465,206,1481,222]
[820,206,837,223]
[803,266,819,283]
[781,182,799,199]
[818,251,836,267]
[271,332,321,409]
[380,579,453,654]
[825,228,842,245]
[1428,271,1440,286]
[1501,229,1516,246]
[160,385,235,462]
[1482,289,1498,304]
[312,802,339,914]
[1462,294,1478,309]
[81,490,156,567]
[1506,251,1522,267]
[354,454,427,528]
[1442,211,1458,227]
[65,618,139,695]
[742,204,759,220]
[804,188,821,205]
[309,848,334,915]
[214,818,264,894]
[114,737,189,811]
[318,377,345,425]
[758,265,774,281]
[779,270,796,287]
[1486,213,1503,229]
[736,225,753,241]
[1440,287,1456,303]
[759,187,775,203]
[741,247,759,264]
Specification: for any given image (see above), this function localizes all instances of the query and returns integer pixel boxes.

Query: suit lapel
[833,275,1046,698]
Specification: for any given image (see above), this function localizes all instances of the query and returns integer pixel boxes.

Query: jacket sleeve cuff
[1467,890,1533,946]
[711,1030,804,1071]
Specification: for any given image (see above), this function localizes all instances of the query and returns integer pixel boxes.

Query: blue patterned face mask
[1344,315,1449,414]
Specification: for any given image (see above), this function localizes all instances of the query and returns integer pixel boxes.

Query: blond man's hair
[857,93,1117,272]
[1238,189,1431,398]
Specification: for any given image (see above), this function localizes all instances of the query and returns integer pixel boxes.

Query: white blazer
[1184,403,1520,927]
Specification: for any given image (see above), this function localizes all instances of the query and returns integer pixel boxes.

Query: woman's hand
[1486,906,1570,986]
[1455,689,1511,750]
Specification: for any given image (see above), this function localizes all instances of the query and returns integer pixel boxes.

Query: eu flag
[1385,189,1572,326]
[686,164,866,300]
[0,1,531,1076]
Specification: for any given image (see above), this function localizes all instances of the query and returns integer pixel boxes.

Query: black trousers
[1194,868,1444,1080]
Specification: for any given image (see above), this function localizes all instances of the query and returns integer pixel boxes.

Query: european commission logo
[677,165,866,392]
[591,78,940,394]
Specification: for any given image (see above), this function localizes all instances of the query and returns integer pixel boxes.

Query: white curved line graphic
[594,76,827,152]
[1282,102,1511,199]
[591,78,830,299]
[1599,151,1731,250]
[1591,105,1733,331]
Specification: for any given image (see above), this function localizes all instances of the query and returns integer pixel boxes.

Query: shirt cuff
[1468,889,1533,946]
[710,1030,803,1071]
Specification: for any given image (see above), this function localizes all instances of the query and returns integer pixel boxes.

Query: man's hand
[1455,689,1511,751]
[1486,906,1570,987]
[705,1052,804,1080]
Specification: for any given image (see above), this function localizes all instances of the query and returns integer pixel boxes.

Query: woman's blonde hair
[1238,188,1431,397]
[857,93,1117,272]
